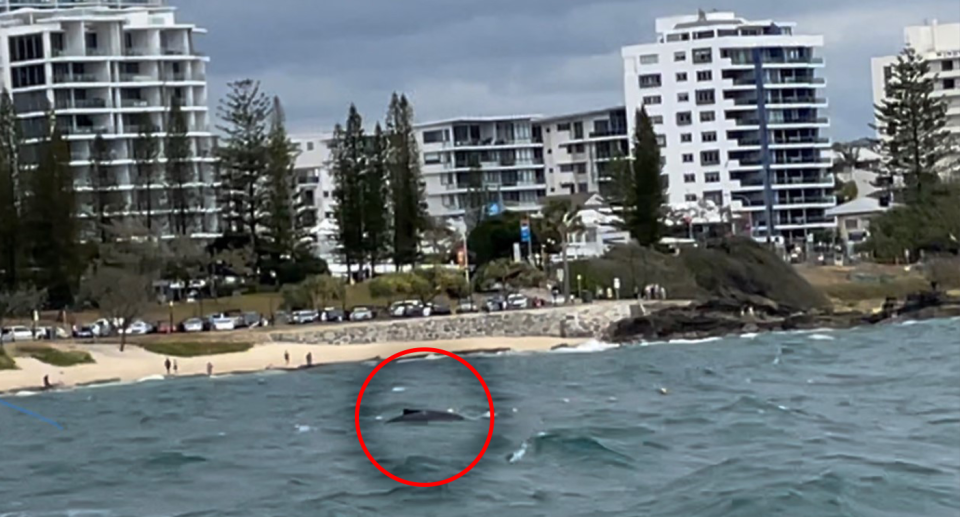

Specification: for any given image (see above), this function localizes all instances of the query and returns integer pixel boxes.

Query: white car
[119,321,154,335]
[180,318,204,333]
[1,326,35,343]
[208,314,237,331]
[507,294,529,310]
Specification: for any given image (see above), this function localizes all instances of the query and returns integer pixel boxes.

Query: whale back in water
[386,408,466,424]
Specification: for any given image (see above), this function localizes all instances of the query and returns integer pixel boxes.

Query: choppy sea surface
[2,318,959,517]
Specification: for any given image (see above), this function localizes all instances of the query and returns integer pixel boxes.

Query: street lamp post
[576,274,582,301]
[168,301,174,333]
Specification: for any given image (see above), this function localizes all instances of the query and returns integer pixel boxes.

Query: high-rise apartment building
[537,107,629,199]
[621,11,835,243]
[0,0,219,238]
[872,21,960,140]
[290,133,336,257]
[416,116,546,230]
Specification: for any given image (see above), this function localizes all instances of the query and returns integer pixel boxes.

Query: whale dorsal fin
[402,409,421,415]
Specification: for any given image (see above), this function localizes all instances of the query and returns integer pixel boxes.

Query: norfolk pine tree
[330,105,367,279]
[386,93,426,269]
[133,112,160,230]
[872,46,959,202]
[363,123,392,273]
[166,96,193,235]
[621,107,665,246]
[89,132,113,242]
[0,90,22,289]
[263,96,302,260]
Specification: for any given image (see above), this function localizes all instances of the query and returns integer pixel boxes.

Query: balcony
[123,47,153,57]
[120,99,151,108]
[59,125,108,135]
[768,117,829,126]
[588,128,628,138]
[54,74,100,84]
[162,48,187,56]
[56,98,109,109]
[738,136,830,146]
[775,196,836,206]
[119,74,158,83]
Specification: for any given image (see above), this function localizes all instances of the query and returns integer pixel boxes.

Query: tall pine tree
[386,93,426,269]
[166,96,192,235]
[25,115,80,308]
[216,80,271,269]
[263,96,301,260]
[89,132,113,243]
[872,46,958,201]
[330,105,367,279]
[0,90,22,289]
[620,107,665,246]
[363,123,391,273]
[133,112,160,231]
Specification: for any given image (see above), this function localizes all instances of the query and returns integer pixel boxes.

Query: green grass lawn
[0,347,16,370]
[140,342,254,357]
[17,345,95,367]
[820,277,930,302]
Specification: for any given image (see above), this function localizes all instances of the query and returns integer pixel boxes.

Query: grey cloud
[174,0,960,139]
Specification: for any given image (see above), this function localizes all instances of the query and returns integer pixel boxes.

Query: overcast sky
[174,0,959,140]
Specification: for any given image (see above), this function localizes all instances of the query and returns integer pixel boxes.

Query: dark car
[72,325,96,339]
[427,303,452,316]
[483,296,506,312]
[321,307,345,323]
[456,299,479,313]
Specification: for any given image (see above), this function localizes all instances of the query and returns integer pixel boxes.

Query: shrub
[19,346,95,367]
[140,342,253,357]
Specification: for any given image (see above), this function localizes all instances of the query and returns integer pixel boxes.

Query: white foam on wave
[669,337,722,345]
[551,339,619,354]
[13,390,39,397]
[898,320,919,326]
[374,415,383,421]
[391,386,406,393]
[507,441,529,464]
[137,374,165,383]
[808,334,835,341]
[790,328,835,335]
[741,333,760,340]
[295,425,312,433]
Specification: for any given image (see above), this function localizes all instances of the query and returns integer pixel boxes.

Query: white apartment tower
[872,21,960,140]
[622,11,835,243]
[0,0,219,238]
[289,133,337,259]
[537,107,629,198]
[417,116,546,231]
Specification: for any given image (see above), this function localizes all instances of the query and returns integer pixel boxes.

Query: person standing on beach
[306,352,313,367]
[173,360,179,375]
[284,350,290,366]
[206,362,213,376]
[164,358,172,375]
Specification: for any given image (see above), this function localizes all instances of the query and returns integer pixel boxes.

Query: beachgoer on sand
[284,350,290,365]
[306,352,313,367]
[173,360,179,375]
[164,358,171,375]
[206,362,213,376]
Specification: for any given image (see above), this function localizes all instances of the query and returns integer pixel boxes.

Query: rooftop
[1,0,163,10]
[824,197,893,218]
[414,114,542,129]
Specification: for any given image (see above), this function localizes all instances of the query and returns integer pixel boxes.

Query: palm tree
[539,198,585,302]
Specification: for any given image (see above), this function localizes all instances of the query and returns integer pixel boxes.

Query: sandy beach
[0,337,585,394]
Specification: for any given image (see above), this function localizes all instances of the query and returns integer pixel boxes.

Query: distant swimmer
[206,362,213,377]
[164,357,171,375]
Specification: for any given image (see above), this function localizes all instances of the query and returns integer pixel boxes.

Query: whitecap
[481,411,498,418]
[374,415,383,421]
[295,425,312,433]
[808,334,835,341]
[507,441,529,463]
[512,408,518,413]
[562,398,570,403]
[669,337,722,345]
[773,356,781,365]
[608,396,618,402]
[391,386,406,393]
[13,390,38,397]
[777,405,789,411]
[741,333,760,339]
[898,320,919,326]
[137,375,165,383]
[551,339,619,354]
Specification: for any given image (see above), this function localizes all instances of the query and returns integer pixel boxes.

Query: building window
[306,142,315,151]
[423,129,447,143]
[681,133,692,143]
[685,194,698,202]
[682,153,694,163]
[845,218,860,230]
[557,123,571,131]
[684,173,696,183]
[700,111,716,122]
[697,70,713,82]
[678,92,690,102]
[650,115,664,125]
[705,172,720,183]
[695,89,716,105]
[942,60,954,71]
[656,134,666,147]
[639,73,662,88]
[640,54,659,65]
[677,112,692,126]
[702,131,717,142]
[642,95,662,105]
[693,48,713,64]
[674,51,686,62]
[323,190,331,198]
[718,29,738,37]
[945,78,956,90]
[701,150,720,165]
[695,30,715,40]
[424,152,442,164]
[676,72,688,82]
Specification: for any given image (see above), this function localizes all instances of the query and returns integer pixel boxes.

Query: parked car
[507,294,529,310]
[207,314,237,332]
[1,326,35,343]
[241,311,262,328]
[179,318,204,333]
[427,302,452,316]
[290,310,320,325]
[119,320,154,335]
[456,299,479,313]
[389,300,424,318]
[483,296,506,312]
[320,307,346,323]
[72,325,96,339]
[34,326,69,340]
[348,306,375,321]
[156,321,176,334]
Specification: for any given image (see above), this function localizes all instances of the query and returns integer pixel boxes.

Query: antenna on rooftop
[698,9,707,21]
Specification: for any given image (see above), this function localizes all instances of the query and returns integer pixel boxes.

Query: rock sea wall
[267,301,661,345]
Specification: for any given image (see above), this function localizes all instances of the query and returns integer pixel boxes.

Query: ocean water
[2,319,959,517]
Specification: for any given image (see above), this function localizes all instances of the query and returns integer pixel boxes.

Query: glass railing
[55,98,108,109]
[120,98,150,107]
[54,74,99,83]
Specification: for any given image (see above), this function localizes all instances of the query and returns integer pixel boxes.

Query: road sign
[487,202,501,217]
[520,220,531,243]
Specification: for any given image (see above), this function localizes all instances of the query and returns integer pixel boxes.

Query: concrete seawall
[267,301,684,346]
